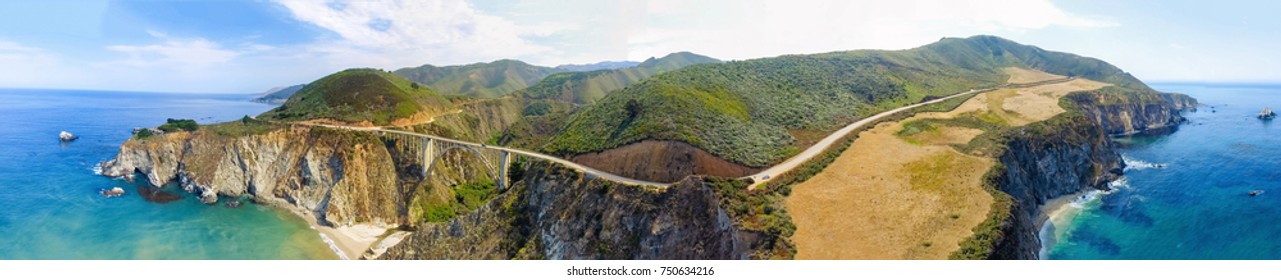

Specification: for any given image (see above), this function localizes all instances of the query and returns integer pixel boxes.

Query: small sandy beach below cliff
[289,209,387,260]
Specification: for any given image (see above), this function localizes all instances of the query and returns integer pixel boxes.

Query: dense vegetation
[392,59,564,99]
[520,52,720,105]
[707,177,796,259]
[158,118,199,132]
[258,68,453,125]
[542,35,1149,167]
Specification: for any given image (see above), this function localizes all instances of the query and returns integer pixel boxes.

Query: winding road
[295,77,1073,190]
[297,123,674,187]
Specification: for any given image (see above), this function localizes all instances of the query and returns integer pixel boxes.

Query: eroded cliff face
[101,126,404,227]
[1069,91,1198,135]
[986,91,1196,259]
[380,161,761,260]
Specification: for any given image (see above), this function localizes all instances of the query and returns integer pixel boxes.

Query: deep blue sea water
[1044,83,1281,259]
[0,88,337,259]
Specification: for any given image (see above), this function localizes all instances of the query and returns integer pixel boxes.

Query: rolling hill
[258,68,454,126]
[392,59,564,99]
[542,35,1149,167]
[521,52,721,104]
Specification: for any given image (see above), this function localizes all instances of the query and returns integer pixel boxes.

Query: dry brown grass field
[786,68,1110,259]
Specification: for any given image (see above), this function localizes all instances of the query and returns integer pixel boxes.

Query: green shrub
[157,118,198,132]
[521,102,552,116]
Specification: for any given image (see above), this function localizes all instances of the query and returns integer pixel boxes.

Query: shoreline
[286,208,388,260]
[1035,190,1083,259]
[1036,188,1108,259]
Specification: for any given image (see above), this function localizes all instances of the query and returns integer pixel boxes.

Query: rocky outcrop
[1069,89,1198,135]
[101,126,404,227]
[379,161,760,260]
[986,90,1197,259]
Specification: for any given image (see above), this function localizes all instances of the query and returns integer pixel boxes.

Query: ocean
[1043,83,1281,259]
[0,88,337,259]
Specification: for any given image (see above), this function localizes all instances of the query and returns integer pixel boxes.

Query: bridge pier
[497,151,510,190]
[420,137,434,178]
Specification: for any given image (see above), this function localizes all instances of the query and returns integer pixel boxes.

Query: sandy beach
[1036,190,1096,259]
[289,209,389,260]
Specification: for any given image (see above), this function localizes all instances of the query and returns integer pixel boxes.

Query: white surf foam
[316,232,349,260]
[1040,176,1128,259]
[1123,156,1167,171]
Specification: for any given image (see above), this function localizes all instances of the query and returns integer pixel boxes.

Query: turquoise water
[0,88,337,259]
[1044,83,1281,259]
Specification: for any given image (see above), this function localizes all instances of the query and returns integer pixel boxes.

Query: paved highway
[292,77,1072,190]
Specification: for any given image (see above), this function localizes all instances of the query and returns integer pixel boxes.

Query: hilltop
[258,68,454,126]
[522,52,721,104]
[542,35,1149,168]
[392,59,563,99]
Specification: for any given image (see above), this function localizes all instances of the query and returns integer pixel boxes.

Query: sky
[0,0,1277,93]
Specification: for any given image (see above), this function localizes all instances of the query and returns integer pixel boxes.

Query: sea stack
[59,131,78,141]
[102,187,125,197]
[1260,107,1276,120]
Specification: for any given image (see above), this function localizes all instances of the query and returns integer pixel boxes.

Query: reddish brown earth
[570,140,761,183]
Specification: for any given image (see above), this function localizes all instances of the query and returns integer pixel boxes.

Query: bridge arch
[422,144,501,184]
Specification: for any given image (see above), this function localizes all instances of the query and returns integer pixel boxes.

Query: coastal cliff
[1069,88,1199,135]
[985,90,1196,259]
[101,126,405,227]
[101,123,785,259]
[379,161,779,260]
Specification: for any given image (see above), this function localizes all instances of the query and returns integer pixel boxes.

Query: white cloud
[0,40,69,89]
[104,31,241,69]
[274,0,559,68]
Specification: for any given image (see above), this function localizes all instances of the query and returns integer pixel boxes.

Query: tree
[411,82,420,90]
[625,99,642,119]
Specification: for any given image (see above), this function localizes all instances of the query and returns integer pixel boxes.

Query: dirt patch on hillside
[905,126,986,146]
[1003,67,1063,84]
[570,140,761,183]
[999,79,1110,125]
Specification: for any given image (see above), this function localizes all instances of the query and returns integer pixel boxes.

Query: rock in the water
[101,187,125,197]
[199,190,218,205]
[224,200,242,208]
[59,131,78,141]
[136,185,182,203]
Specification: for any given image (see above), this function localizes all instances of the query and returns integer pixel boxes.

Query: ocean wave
[90,164,102,175]
[1123,156,1167,171]
[316,232,349,260]
[1066,177,1128,209]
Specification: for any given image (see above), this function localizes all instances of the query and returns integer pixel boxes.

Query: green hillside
[392,59,564,98]
[543,35,1148,167]
[521,52,720,104]
[259,68,453,125]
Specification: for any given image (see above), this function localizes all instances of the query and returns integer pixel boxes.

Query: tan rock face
[101,127,404,227]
